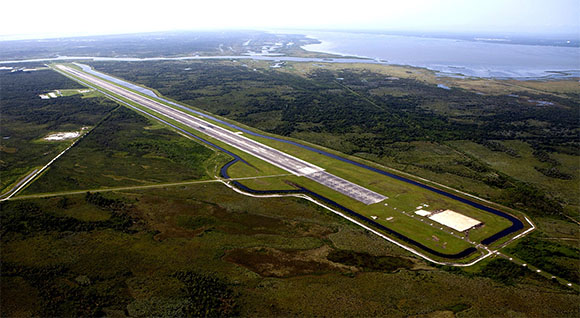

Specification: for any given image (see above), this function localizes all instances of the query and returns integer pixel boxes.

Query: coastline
[302,35,375,61]
[299,31,580,80]
[1,38,578,81]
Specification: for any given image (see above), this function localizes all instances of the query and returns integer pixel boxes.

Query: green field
[85,59,578,224]
[449,140,580,218]
[230,130,515,244]
[22,106,225,194]
[1,32,579,318]
[0,69,118,195]
[46,63,531,262]
[2,185,577,317]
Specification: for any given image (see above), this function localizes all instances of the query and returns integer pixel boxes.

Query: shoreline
[1,52,579,81]
[299,32,580,80]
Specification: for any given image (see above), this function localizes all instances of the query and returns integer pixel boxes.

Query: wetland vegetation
[0,68,117,194]
[1,34,578,316]
[87,60,579,221]
[2,184,578,317]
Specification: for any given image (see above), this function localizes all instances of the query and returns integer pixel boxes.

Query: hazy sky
[1,0,578,40]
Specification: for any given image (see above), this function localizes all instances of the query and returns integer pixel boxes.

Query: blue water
[3,31,579,80]
[302,31,580,79]
[75,63,524,257]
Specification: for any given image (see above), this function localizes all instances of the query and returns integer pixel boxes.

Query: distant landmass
[300,30,580,78]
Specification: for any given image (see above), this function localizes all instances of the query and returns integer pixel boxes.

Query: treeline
[81,108,213,174]
[479,259,529,285]
[85,192,128,211]
[535,166,573,180]
[0,68,84,98]
[91,61,579,151]
[415,164,564,216]
[0,194,136,240]
[126,138,213,171]
[440,258,530,286]
[507,235,580,285]
[0,69,117,190]
[480,140,520,158]
[0,31,309,60]
[172,271,239,317]
[1,70,115,129]
[530,149,573,180]
[498,182,564,217]
[1,262,129,317]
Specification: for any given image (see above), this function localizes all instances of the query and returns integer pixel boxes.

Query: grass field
[231,132,515,242]
[450,140,580,218]
[22,106,228,194]
[84,59,578,226]
[2,185,577,317]
[0,69,118,195]
[2,33,579,317]
[48,63,529,261]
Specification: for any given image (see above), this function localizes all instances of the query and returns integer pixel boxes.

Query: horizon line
[1,28,579,42]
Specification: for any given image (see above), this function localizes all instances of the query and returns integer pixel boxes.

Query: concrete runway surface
[56,65,386,205]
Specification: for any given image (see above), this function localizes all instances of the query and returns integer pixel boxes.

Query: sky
[1,0,578,40]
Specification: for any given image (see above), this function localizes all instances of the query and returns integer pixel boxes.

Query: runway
[56,65,386,205]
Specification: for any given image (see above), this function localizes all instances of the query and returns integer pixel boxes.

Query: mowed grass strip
[54,65,515,258]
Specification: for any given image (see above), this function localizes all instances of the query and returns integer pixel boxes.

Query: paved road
[0,128,86,202]
[11,174,292,201]
[0,169,39,200]
[56,65,386,205]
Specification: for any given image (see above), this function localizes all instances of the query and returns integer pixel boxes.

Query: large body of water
[302,31,580,78]
[2,31,578,79]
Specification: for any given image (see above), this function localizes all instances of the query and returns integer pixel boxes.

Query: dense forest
[89,61,579,150]
[0,196,239,317]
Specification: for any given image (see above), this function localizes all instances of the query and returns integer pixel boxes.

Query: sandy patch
[44,132,80,141]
